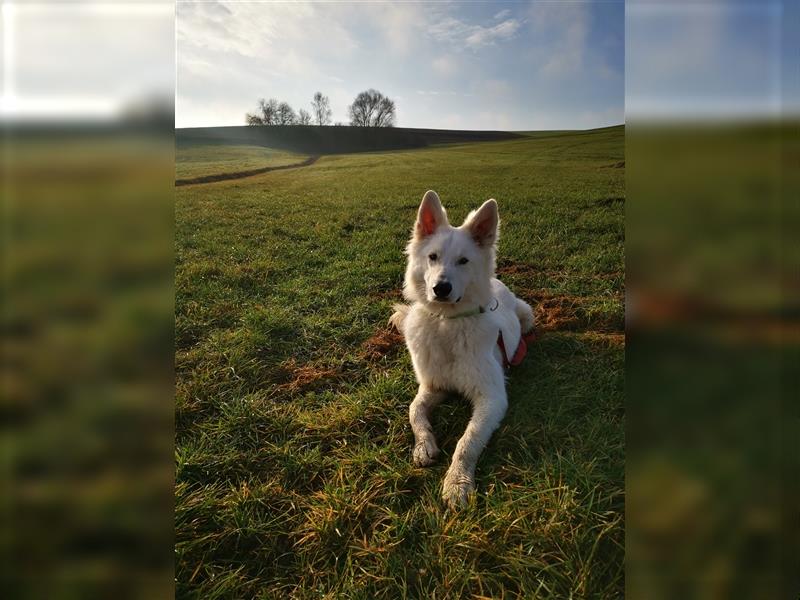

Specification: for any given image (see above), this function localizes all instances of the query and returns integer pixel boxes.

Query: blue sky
[176,1,625,130]
[626,1,790,119]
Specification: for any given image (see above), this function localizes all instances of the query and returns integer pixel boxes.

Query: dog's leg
[442,383,507,508]
[410,386,444,467]
[515,298,535,333]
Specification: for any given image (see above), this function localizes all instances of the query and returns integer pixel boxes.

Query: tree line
[246,89,396,127]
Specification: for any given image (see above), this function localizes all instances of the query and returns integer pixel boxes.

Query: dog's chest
[405,312,500,388]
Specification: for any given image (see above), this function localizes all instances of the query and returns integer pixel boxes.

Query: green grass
[4,132,175,597]
[175,126,625,598]
[176,144,306,179]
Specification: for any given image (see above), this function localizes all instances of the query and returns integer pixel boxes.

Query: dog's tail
[389,303,410,335]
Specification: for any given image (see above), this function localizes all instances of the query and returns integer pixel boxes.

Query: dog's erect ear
[464,199,499,247]
[415,190,448,238]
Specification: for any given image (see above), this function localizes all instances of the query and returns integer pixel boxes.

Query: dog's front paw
[442,472,475,508]
[412,438,439,467]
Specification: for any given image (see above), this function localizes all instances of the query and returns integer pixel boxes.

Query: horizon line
[174,122,627,133]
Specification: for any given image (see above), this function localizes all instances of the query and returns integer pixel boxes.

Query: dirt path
[175,155,320,186]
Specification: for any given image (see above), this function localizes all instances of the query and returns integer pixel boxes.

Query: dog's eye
[428,253,438,261]
[458,257,469,265]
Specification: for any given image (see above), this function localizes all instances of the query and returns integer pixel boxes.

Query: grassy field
[4,130,175,597]
[175,125,625,598]
[176,144,306,180]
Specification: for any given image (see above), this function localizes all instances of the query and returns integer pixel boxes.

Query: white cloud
[428,16,521,50]
[176,0,365,126]
[465,19,521,48]
[428,17,474,46]
[494,9,511,21]
[177,1,357,75]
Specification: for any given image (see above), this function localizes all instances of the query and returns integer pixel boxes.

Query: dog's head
[403,190,499,312]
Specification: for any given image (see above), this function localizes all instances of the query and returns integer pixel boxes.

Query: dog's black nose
[433,281,452,299]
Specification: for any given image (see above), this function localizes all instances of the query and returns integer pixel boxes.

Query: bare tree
[257,98,279,125]
[275,101,296,125]
[246,98,300,125]
[297,108,312,125]
[372,96,396,128]
[311,91,332,126]
[348,89,396,127]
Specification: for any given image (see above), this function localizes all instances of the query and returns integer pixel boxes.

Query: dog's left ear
[464,199,499,247]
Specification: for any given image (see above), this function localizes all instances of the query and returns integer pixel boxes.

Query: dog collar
[426,298,498,320]
[441,306,484,319]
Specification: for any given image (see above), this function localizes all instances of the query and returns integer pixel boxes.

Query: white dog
[390,190,535,508]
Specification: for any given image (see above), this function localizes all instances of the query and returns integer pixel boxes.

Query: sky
[176,1,626,130]
[0,1,791,125]
[626,1,792,120]
[1,1,174,121]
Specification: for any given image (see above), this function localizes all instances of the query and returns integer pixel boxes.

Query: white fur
[391,190,534,508]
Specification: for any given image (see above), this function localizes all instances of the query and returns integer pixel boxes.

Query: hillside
[176,124,526,155]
